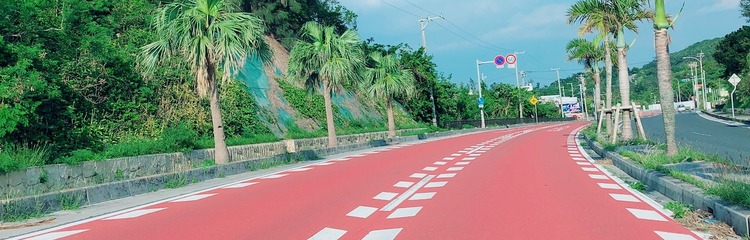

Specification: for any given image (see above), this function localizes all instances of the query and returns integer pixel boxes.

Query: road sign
[506,54,517,69]
[529,96,538,106]
[729,74,741,86]
[478,97,485,106]
[494,55,505,68]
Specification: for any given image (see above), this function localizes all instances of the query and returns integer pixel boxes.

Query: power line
[432,21,507,53]
[402,0,439,16]
[379,0,420,18]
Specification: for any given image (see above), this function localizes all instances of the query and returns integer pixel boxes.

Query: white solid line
[423,167,438,171]
[588,174,609,180]
[654,231,697,240]
[387,206,423,219]
[288,167,313,172]
[576,162,592,166]
[582,167,599,172]
[424,181,447,188]
[309,227,347,240]
[437,173,456,178]
[627,208,668,221]
[261,174,289,179]
[347,206,378,218]
[105,208,165,220]
[394,181,414,188]
[314,162,335,166]
[25,230,89,240]
[382,176,434,211]
[222,182,257,189]
[362,228,403,240]
[455,162,470,166]
[598,183,623,190]
[171,194,216,202]
[409,192,437,200]
[447,167,464,171]
[443,157,455,161]
[374,192,399,201]
[410,173,428,178]
[610,194,641,203]
[462,157,476,161]
[450,153,462,157]
[434,161,447,165]
[331,158,351,161]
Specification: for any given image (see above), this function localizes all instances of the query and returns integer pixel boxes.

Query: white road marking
[654,231,698,240]
[387,207,423,219]
[331,158,351,161]
[382,176,434,211]
[409,192,437,200]
[576,162,592,166]
[105,208,165,220]
[362,228,402,240]
[349,154,366,157]
[582,167,599,172]
[443,157,455,161]
[455,162,470,166]
[437,173,456,178]
[447,167,464,171]
[309,227,347,240]
[462,157,476,161]
[568,151,578,154]
[423,167,438,171]
[598,183,623,189]
[588,174,609,180]
[261,174,289,179]
[222,182,257,189]
[425,181,447,188]
[469,154,481,157]
[374,192,399,201]
[171,194,216,202]
[394,181,414,188]
[691,132,712,137]
[572,157,587,161]
[458,151,468,153]
[434,161,447,165]
[570,154,583,157]
[314,162,335,166]
[627,208,668,221]
[288,167,312,172]
[410,173,427,178]
[25,230,89,240]
[347,206,378,218]
[610,194,641,202]
[450,154,462,157]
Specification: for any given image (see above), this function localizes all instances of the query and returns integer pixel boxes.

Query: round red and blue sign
[494,55,505,66]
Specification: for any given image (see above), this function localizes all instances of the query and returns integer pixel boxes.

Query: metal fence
[445,117,576,129]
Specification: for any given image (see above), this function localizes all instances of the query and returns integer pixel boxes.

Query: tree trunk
[430,87,438,127]
[617,47,633,140]
[387,98,396,138]
[207,63,229,164]
[323,80,337,147]
[593,66,602,121]
[655,30,678,156]
[604,39,614,136]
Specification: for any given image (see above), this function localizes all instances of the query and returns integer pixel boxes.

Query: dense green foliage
[742,0,750,22]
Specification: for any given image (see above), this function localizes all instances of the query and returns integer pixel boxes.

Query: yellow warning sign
[530,96,538,106]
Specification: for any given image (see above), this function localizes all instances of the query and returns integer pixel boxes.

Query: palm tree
[566,38,604,120]
[611,0,652,140]
[140,0,271,164]
[364,52,416,138]
[288,22,364,147]
[568,0,617,134]
[653,0,678,155]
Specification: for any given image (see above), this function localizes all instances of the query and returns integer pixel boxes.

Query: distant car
[677,104,686,112]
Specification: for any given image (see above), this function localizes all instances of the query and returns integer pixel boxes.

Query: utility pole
[552,68,564,118]
[420,15,443,127]
[578,74,589,120]
[512,51,525,119]
[476,59,494,128]
[698,52,708,110]
[568,83,575,97]
[676,78,681,102]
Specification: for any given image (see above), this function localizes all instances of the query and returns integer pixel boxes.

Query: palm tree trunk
[654,0,678,156]
[593,66,602,120]
[387,98,396,138]
[323,80,337,147]
[617,47,633,140]
[207,63,230,164]
[604,39,614,136]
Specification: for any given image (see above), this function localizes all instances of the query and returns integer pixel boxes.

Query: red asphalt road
[14,122,701,240]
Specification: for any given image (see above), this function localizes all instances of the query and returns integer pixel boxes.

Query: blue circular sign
[494,55,505,66]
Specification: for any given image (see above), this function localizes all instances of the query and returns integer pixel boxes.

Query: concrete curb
[702,111,750,125]
[584,136,750,236]
[0,122,549,221]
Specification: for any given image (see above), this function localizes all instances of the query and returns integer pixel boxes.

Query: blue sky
[339,0,746,87]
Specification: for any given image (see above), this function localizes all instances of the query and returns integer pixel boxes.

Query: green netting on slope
[332,91,382,120]
[234,56,294,126]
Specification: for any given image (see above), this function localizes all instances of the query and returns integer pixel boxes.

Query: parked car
[677,104,686,112]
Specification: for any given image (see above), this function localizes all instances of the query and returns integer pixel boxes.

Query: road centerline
[381,175,435,211]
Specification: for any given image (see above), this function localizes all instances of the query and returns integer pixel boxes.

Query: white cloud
[698,0,740,13]
[482,3,570,40]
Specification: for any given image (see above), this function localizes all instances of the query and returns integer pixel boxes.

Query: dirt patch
[0,218,55,230]
[676,210,741,240]
[597,158,614,165]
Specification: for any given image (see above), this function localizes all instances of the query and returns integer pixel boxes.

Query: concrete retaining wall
[585,136,750,236]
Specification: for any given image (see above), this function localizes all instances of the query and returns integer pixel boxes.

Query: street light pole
[553,68,564,118]
[514,51,525,119]
[568,83,575,97]
[698,52,708,110]
[475,60,494,128]
[420,15,443,127]
[578,74,589,120]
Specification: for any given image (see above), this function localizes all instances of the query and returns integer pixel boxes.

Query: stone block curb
[585,136,750,236]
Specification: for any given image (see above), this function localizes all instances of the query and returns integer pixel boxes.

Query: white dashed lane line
[308,227,347,240]
[597,183,622,190]
[222,182,257,189]
[362,228,402,240]
[610,193,641,203]
[381,176,434,211]
[627,208,668,222]
[387,207,423,219]
[437,173,456,179]
[171,194,216,203]
[409,192,436,201]
[455,162,470,166]
[582,167,599,172]
[423,167,438,171]
[346,206,378,219]
[394,181,414,188]
[104,208,165,220]
[424,181,447,188]
[588,174,609,180]
[410,173,427,178]
[24,230,89,240]
[654,231,698,240]
[434,161,447,165]
[374,192,399,201]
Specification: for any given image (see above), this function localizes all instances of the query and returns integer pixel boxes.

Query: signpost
[729,74,741,119]
[478,97,485,108]
[530,96,538,123]
[494,55,505,68]
[506,54,517,69]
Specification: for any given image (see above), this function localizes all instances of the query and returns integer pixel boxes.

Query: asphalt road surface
[12,123,699,240]
[641,112,750,166]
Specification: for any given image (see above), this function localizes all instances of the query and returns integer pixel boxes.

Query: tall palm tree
[288,22,364,147]
[611,0,652,140]
[653,0,678,155]
[568,0,617,134]
[566,38,604,120]
[364,52,416,138]
[140,0,271,164]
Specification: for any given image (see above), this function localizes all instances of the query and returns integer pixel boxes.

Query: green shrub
[707,179,750,208]
[630,181,646,191]
[0,145,49,173]
[160,122,199,153]
[102,139,164,159]
[55,149,103,165]
[462,124,475,129]
[664,201,690,218]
